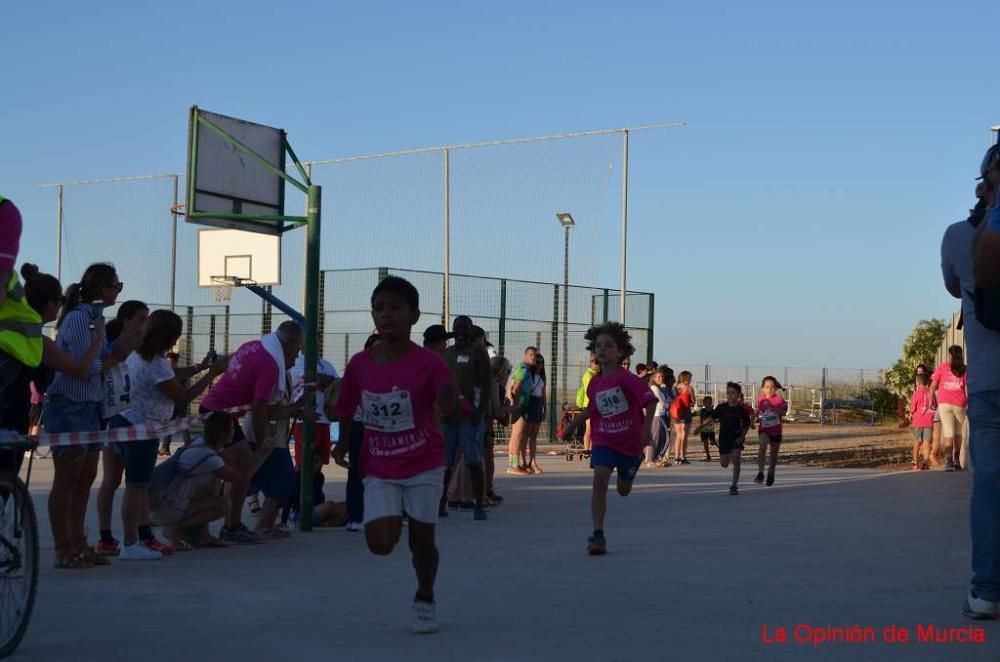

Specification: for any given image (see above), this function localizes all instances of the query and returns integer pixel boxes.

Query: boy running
[333,276,459,634]
[563,322,656,555]
[696,382,751,495]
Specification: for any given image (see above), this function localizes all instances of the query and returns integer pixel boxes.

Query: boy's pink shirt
[755,394,787,433]
[932,363,968,408]
[910,387,934,428]
[586,368,657,456]
[334,342,454,480]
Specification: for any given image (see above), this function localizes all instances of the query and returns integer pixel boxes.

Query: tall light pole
[556,212,575,413]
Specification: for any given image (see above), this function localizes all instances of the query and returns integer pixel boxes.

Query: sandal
[55,552,94,570]
[81,546,112,566]
[247,494,262,516]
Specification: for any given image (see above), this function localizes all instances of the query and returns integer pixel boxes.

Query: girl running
[332,276,459,634]
[562,322,656,555]
[696,382,751,495]
[910,373,934,471]
[669,371,695,464]
[754,376,788,486]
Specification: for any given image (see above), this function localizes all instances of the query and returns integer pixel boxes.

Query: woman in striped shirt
[44,263,137,569]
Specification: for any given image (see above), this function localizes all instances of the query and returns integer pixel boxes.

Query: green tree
[884,318,949,399]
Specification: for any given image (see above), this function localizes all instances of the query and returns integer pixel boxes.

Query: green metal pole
[299,184,322,531]
[647,292,654,364]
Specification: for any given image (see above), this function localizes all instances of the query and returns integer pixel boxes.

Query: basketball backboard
[197,228,281,287]
[187,107,287,236]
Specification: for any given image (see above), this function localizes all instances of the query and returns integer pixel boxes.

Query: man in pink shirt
[200,321,306,544]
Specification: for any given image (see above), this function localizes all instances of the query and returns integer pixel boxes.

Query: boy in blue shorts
[563,322,656,555]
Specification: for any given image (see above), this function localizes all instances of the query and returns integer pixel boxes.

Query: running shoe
[346,522,362,532]
[219,524,265,545]
[473,507,488,521]
[412,599,439,634]
[586,533,607,556]
[766,471,775,487]
[680,458,691,465]
[963,592,999,620]
[954,462,964,471]
[946,458,955,472]
[438,506,449,518]
[95,538,120,557]
[119,542,162,561]
[145,538,176,556]
[729,485,739,496]
[754,472,765,484]
[459,501,475,510]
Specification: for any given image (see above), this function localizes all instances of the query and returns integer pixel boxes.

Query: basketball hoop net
[210,275,254,304]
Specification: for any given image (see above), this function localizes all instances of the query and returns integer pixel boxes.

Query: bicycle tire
[0,474,38,659]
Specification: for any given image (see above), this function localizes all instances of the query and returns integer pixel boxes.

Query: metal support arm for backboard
[186,106,322,531]
[243,284,306,327]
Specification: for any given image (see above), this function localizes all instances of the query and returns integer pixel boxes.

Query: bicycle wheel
[0,473,38,658]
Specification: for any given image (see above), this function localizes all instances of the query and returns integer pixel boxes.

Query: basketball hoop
[210,275,255,303]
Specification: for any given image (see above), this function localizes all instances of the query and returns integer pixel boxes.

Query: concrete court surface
[17,455,999,662]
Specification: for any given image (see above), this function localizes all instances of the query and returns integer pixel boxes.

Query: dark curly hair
[584,322,635,359]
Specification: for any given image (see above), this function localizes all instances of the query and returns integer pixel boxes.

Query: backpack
[964,201,1000,331]
[149,444,216,511]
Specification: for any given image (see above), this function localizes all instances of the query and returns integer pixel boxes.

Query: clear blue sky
[3,1,998,369]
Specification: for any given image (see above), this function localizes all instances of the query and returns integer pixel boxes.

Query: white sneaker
[963,592,999,620]
[411,600,438,634]
[119,542,162,561]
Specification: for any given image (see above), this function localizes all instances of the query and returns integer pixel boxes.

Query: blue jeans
[969,390,1000,602]
[443,420,485,467]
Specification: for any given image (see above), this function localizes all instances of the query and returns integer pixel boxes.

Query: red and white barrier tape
[0,405,251,449]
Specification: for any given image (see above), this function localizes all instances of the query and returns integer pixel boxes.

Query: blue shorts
[42,394,102,456]
[590,446,642,482]
[443,420,485,466]
[107,414,159,487]
[250,447,296,505]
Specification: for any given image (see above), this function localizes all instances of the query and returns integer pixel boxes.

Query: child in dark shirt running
[696,382,751,495]
[699,396,716,462]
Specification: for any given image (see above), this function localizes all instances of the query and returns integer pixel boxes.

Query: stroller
[558,404,589,461]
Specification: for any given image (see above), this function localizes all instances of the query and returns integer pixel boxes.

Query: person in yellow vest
[576,356,600,455]
[0,265,106,468]
[0,196,23,311]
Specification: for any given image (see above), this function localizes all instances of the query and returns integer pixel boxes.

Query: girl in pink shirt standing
[910,373,934,471]
[332,276,459,635]
[929,345,968,472]
[562,322,657,556]
[754,376,788,487]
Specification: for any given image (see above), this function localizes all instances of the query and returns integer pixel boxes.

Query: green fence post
[262,286,273,336]
[550,284,559,442]
[208,315,217,352]
[602,289,609,322]
[185,307,194,366]
[318,271,326,359]
[646,292,654,364]
[498,279,507,358]
[223,305,230,355]
[299,184,322,531]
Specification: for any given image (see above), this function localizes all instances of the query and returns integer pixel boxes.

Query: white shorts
[937,403,967,438]
[363,467,445,525]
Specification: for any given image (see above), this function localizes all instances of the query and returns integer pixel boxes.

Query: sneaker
[219,524,265,545]
[729,485,739,496]
[447,501,460,509]
[680,458,691,465]
[459,501,475,511]
[754,472,765,484]
[438,506,449,518]
[586,534,607,556]
[954,462,964,471]
[766,472,775,487]
[962,592,999,620]
[95,539,120,557]
[346,522,362,532]
[119,542,162,561]
[145,538,176,556]
[946,458,955,472]
[247,494,262,515]
[412,599,439,634]
[473,507,488,521]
